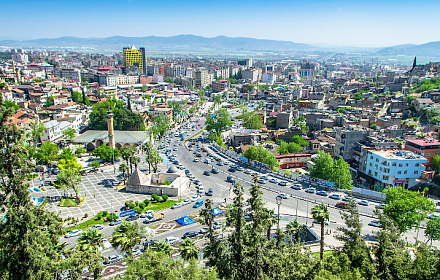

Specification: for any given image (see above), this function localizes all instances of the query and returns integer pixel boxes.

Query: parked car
[291,184,302,190]
[342,196,355,202]
[313,219,329,225]
[126,214,139,221]
[329,194,342,200]
[226,176,234,182]
[211,168,219,174]
[182,199,191,205]
[91,224,104,230]
[228,167,236,173]
[110,219,123,226]
[257,179,266,184]
[305,187,316,193]
[103,255,123,265]
[216,161,224,166]
[335,202,348,209]
[244,169,252,175]
[368,220,382,227]
[193,158,200,162]
[236,167,244,172]
[269,178,278,184]
[376,203,385,209]
[165,236,180,245]
[190,195,201,202]
[316,190,328,196]
[260,175,269,180]
[277,193,289,199]
[203,170,211,176]
[171,203,183,209]
[358,200,370,206]
[193,199,204,208]
[183,231,199,239]
[65,229,83,238]
[206,188,213,196]
[203,159,211,164]
[278,181,288,186]
[199,227,208,234]
[197,187,204,193]
[125,248,142,257]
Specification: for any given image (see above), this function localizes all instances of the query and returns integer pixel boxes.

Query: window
[404,170,407,174]
[380,167,382,171]
[375,172,378,176]
[415,163,419,167]
[398,171,401,174]
[369,163,372,166]
[375,164,378,169]
[370,156,373,160]
[426,153,431,156]
[392,163,396,166]
[414,171,418,174]
[399,163,403,167]
[376,158,379,162]
[405,163,408,166]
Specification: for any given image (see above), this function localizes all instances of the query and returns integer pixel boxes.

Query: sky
[2,0,440,47]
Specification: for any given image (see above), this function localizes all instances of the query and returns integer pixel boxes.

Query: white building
[41,120,72,142]
[54,68,81,83]
[364,149,427,189]
[262,72,276,85]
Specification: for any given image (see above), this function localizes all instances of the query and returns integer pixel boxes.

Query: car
[316,190,328,196]
[335,202,348,209]
[125,248,142,257]
[228,167,236,173]
[206,188,213,196]
[193,199,204,208]
[197,187,204,193]
[203,170,211,176]
[368,220,382,227]
[277,193,289,199]
[427,214,440,219]
[358,200,369,206]
[278,181,288,186]
[91,224,104,230]
[342,196,354,202]
[216,161,224,166]
[165,236,180,245]
[329,194,342,200]
[65,229,83,238]
[257,179,266,184]
[224,161,231,165]
[194,180,201,186]
[291,184,302,190]
[110,219,123,226]
[104,255,123,265]
[140,210,154,218]
[189,147,194,151]
[190,195,201,202]
[244,169,252,175]
[376,203,385,209]
[203,159,211,164]
[182,199,191,205]
[244,214,253,222]
[185,169,190,174]
[196,153,202,157]
[199,227,209,234]
[126,214,139,221]
[305,187,316,193]
[98,239,112,252]
[260,175,269,180]
[226,176,234,183]
[193,158,200,162]
[183,231,199,239]
[173,147,178,151]
[236,167,244,172]
[211,168,219,174]
[52,167,60,175]
[171,203,183,209]
[269,178,278,184]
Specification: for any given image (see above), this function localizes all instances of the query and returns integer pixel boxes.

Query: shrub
[143,199,150,205]
[108,213,118,220]
[84,213,88,219]
[125,200,133,207]
[135,201,139,206]
[135,207,143,214]
[129,203,136,209]
[162,194,168,202]
[102,211,108,217]
[151,194,161,203]
[139,202,146,209]
[163,180,172,185]
[96,215,102,220]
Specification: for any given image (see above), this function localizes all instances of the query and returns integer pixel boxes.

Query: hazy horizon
[3,0,440,48]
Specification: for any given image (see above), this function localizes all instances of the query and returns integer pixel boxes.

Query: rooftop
[371,149,426,161]
[406,138,440,147]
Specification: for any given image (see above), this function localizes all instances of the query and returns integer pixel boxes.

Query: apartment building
[405,138,440,167]
[194,68,209,88]
[123,46,146,74]
[54,68,81,83]
[334,126,371,161]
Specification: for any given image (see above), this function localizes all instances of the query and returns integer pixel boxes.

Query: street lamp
[276,195,282,232]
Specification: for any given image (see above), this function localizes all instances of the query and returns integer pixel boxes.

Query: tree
[179,238,199,262]
[121,146,135,174]
[141,84,148,92]
[119,163,129,182]
[111,221,146,257]
[4,100,19,113]
[44,96,54,107]
[75,146,86,157]
[243,145,279,167]
[150,114,171,139]
[77,228,106,252]
[242,112,263,130]
[311,204,329,260]
[425,217,440,245]
[93,145,121,162]
[62,127,76,142]
[131,156,140,170]
[205,108,233,138]
[151,240,174,256]
[290,135,309,147]
[354,92,363,101]
[432,155,440,173]
[285,220,301,244]
[331,158,353,190]
[383,186,435,233]
[29,120,46,144]
[165,77,174,84]
[56,169,82,198]
[310,151,352,190]
[90,160,100,172]
[88,98,145,131]
[277,140,303,155]
[36,140,59,166]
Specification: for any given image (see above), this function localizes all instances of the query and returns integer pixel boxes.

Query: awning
[212,208,223,216]
[175,216,196,226]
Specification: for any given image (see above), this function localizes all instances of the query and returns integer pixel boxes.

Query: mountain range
[0,35,439,56]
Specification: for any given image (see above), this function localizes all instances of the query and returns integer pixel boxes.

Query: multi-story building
[123,46,146,74]
[262,72,275,85]
[212,80,228,93]
[242,68,259,83]
[237,58,252,68]
[54,68,81,83]
[194,68,209,88]
[405,138,440,167]
[276,153,312,169]
[334,126,371,161]
[360,149,427,189]
[165,64,184,77]
[276,112,293,129]
[94,73,117,87]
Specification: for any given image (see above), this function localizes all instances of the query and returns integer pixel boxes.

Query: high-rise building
[123,46,146,74]
[194,68,209,88]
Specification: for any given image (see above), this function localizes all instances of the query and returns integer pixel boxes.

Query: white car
[104,255,123,265]
[125,248,142,257]
[291,184,302,190]
[165,236,180,245]
[65,229,83,238]
[269,178,278,184]
[191,195,201,202]
[278,181,288,186]
[193,158,200,162]
[197,187,204,193]
[140,210,154,218]
[358,200,369,206]
[244,170,252,175]
[329,194,342,200]
[91,224,103,230]
[182,199,191,205]
[203,159,211,164]
[277,193,289,199]
[368,220,382,227]
[173,147,178,151]
[98,239,112,252]
[171,203,183,209]
[305,187,316,193]
[257,179,266,184]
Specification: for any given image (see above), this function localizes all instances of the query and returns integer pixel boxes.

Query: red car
[198,124,201,126]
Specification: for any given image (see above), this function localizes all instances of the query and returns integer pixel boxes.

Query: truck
[143,212,165,224]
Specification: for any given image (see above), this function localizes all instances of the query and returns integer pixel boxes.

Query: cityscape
[1,1,440,280]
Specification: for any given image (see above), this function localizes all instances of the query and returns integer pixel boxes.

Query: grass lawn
[312,250,333,259]
[144,199,184,212]
[65,211,111,232]
[60,196,85,207]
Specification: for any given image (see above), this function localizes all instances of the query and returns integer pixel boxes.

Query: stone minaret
[107,110,115,149]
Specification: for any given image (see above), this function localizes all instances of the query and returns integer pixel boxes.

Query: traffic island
[59,196,86,207]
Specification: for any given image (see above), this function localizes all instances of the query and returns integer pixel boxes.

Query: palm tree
[118,163,129,183]
[151,240,174,256]
[77,228,106,252]
[178,238,199,262]
[131,156,140,170]
[311,204,330,260]
[111,221,146,257]
[285,219,301,244]
[121,147,135,175]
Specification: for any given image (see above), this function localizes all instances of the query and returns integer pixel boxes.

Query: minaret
[107,110,115,149]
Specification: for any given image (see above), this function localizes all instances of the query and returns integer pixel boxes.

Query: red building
[275,153,312,169]
[405,138,440,167]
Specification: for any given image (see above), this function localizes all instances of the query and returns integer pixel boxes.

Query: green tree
[150,114,171,139]
[90,160,100,172]
[332,158,353,190]
[290,135,309,147]
[432,155,440,173]
[77,228,106,252]
[205,108,233,138]
[75,146,86,157]
[56,168,82,198]
[311,204,329,260]
[425,217,440,245]
[370,123,378,130]
[93,145,121,162]
[44,96,54,107]
[243,145,279,167]
[119,163,129,182]
[354,92,363,101]
[309,151,334,181]
[242,112,263,130]
[165,77,174,84]
[141,84,148,92]
[36,140,59,166]
[383,186,435,233]
[179,238,199,262]
[4,99,19,113]
[29,120,46,144]
[62,127,76,142]
[111,221,146,257]
[121,146,135,174]
[151,240,174,256]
